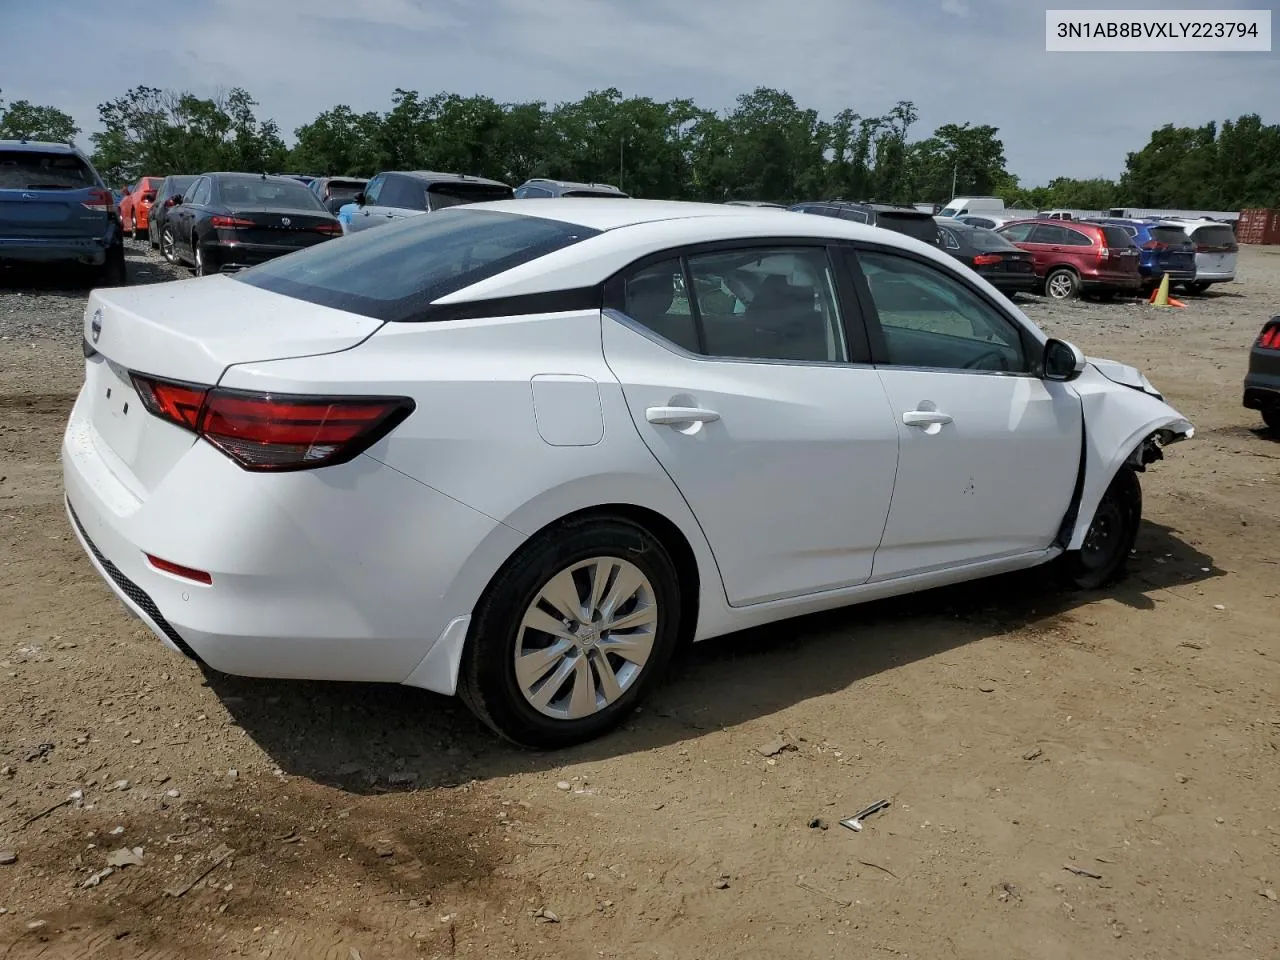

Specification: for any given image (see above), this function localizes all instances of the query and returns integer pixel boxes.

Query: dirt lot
[1,240,1277,960]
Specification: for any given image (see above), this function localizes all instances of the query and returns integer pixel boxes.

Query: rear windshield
[876,212,941,244]
[1101,226,1137,248]
[327,180,366,197]
[966,228,1019,251]
[0,150,94,190]
[1150,226,1188,245]
[1192,225,1237,249]
[219,177,326,211]
[427,183,514,209]
[235,208,599,322]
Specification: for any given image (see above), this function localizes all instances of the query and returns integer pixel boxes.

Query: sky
[0,0,1275,186]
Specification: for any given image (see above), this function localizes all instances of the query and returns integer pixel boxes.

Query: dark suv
[0,139,126,285]
[513,178,629,199]
[789,200,941,246]
[1244,316,1280,432]
[148,174,195,256]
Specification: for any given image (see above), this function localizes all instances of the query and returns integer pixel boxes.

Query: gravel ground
[0,239,1277,959]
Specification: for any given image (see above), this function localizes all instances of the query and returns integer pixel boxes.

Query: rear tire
[193,240,212,277]
[96,246,127,288]
[1263,406,1280,432]
[1058,468,1142,590]
[1045,268,1080,301]
[457,516,682,748]
[129,214,138,241]
[161,227,176,263]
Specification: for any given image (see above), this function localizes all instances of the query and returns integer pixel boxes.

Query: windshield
[427,183,514,209]
[938,206,960,218]
[236,208,599,322]
[0,150,93,190]
[327,180,366,198]
[220,177,327,211]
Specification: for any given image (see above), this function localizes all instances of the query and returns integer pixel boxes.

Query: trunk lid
[224,206,338,249]
[81,277,382,493]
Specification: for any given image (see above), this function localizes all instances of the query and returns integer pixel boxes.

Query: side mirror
[353,192,366,206]
[1042,338,1086,382]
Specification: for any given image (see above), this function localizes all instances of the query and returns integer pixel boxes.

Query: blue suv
[1087,218,1195,291]
[0,140,126,285]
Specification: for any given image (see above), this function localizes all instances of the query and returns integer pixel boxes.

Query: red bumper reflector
[146,554,213,584]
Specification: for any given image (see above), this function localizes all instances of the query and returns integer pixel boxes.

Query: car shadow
[202,519,1220,793]
[0,246,172,295]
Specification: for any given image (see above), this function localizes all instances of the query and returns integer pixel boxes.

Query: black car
[1244,316,1280,432]
[789,200,941,247]
[166,172,342,276]
[935,219,1037,294]
[309,176,368,215]
[148,174,196,257]
[0,139,126,285]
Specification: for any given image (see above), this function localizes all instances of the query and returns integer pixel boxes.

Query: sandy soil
[0,241,1277,960]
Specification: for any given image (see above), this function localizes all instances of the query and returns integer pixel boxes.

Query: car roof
[201,172,312,183]
[0,139,82,154]
[382,170,511,188]
[462,198,786,231]
[524,178,625,193]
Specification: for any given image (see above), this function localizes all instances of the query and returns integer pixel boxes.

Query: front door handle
[902,410,953,427]
[646,406,721,425]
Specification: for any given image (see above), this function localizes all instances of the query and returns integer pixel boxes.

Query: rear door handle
[902,410,953,427]
[646,406,721,425]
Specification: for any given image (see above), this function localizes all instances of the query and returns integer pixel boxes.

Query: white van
[938,196,1004,218]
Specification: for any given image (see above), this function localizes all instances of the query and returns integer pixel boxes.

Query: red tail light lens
[129,374,413,471]
[130,375,208,430]
[313,222,343,236]
[146,554,213,584]
[210,215,255,229]
[972,254,1003,266]
[1142,240,1169,250]
[81,188,115,213]
[1259,326,1280,349]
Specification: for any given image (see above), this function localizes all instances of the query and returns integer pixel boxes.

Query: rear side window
[0,150,94,189]
[1062,228,1094,246]
[428,183,514,209]
[1192,225,1238,250]
[236,208,600,321]
[839,208,870,223]
[377,176,428,211]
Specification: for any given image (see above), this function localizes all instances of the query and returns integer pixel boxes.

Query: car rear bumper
[203,239,327,271]
[983,274,1038,293]
[1193,272,1235,283]
[1140,267,1196,282]
[1244,348,1280,409]
[61,385,520,688]
[0,236,114,266]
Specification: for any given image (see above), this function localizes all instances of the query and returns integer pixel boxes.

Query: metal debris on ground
[808,818,829,830]
[106,847,144,868]
[795,877,852,907]
[81,867,114,888]
[840,799,892,832]
[755,738,796,758]
[0,852,16,866]
[165,844,234,898]
[21,789,83,828]
[1022,747,1044,761]
[1063,864,1103,880]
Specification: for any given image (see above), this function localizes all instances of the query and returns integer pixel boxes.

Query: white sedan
[63,200,1193,747]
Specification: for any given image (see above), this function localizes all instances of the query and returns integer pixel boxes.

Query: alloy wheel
[161,228,174,263]
[514,556,657,720]
[194,244,204,277]
[1047,273,1075,299]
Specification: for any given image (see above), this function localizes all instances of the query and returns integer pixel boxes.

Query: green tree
[0,91,80,142]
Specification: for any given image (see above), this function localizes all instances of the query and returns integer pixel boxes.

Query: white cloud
[1,0,1275,185]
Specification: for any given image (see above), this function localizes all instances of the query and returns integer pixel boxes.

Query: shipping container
[1237,208,1280,245]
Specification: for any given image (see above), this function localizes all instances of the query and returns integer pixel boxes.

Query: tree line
[2,85,1278,210]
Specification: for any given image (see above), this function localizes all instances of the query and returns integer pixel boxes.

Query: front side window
[362,174,385,205]
[857,250,1027,373]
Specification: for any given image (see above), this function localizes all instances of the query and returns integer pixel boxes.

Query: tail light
[972,254,1003,266]
[1142,240,1169,250]
[146,554,213,585]
[1098,247,1111,260]
[313,222,343,236]
[1258,325,1280,349]
[81,188,115,213]
[164,197,179,208]
[130,374,414,471]
[210,215,256,229]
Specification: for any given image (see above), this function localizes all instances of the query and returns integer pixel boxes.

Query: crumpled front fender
[1066,365,1193,551]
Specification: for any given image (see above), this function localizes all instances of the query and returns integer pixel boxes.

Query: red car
[996,219,1142,300]
[119,176,166,241]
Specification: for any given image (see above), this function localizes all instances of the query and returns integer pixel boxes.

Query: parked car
[934,219,1037,294]
[118,176,165,241]
[309,176,368,215]
[148,174,196,258]
[1085,218,1196,291]
[341,171,513,234]
[1244,315,1280,431]
[724,200,786,208]
[63,199,1193,748]
[997,219,1141,300]
[274,173,319,186]
[166,172,342,275]
[789,200,940,246]
[513,178,628,198]
[0,139,125,285]
[1159,218,1238,292]
[937,196,1005,218]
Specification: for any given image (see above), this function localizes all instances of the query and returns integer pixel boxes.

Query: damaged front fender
[1064,364,1193,551]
